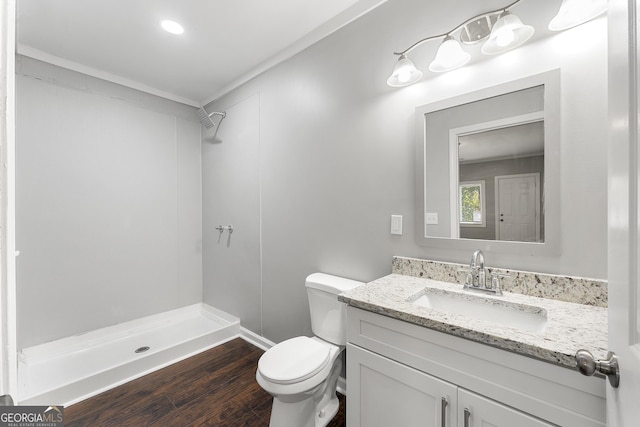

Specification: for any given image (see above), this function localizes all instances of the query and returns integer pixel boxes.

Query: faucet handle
[488,272,509,295]
[458,267,475,289]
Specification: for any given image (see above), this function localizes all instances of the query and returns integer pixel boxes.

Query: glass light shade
[481,11,534,55]
[428,36,471,73]
[548,0,607,31]
[386,54,423,87]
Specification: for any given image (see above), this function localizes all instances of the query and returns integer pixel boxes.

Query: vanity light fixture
[548,0,607,31]
[387,0,607,87]
[386,0,532,87]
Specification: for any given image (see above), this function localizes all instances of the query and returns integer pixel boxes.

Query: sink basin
[408,289,548,334]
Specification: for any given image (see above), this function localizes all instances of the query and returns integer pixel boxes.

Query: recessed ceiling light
[161,20,184,35]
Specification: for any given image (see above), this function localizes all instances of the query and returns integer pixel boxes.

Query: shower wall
[16,56,202,349]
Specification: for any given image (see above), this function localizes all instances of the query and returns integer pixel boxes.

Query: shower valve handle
[215,225,234,233]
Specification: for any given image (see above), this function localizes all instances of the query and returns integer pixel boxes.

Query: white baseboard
[337,376,347,395]
[240,327,276,351]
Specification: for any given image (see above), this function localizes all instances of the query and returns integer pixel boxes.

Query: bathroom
[0,0,637,425]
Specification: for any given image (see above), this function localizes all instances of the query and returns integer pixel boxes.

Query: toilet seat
[258,336,331,385]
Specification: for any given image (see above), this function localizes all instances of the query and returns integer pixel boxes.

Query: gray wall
[16,57,202,348]
[202,0,608,343]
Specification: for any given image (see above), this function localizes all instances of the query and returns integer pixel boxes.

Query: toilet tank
[305,273,363,345]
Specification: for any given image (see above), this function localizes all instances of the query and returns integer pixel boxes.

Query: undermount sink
[408,288,548,334]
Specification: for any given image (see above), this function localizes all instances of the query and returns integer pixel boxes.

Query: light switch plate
[391,215,403,235]
[425,212,438,225]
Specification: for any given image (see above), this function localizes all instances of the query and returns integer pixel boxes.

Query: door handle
[441,398,447,427]
[575,349,620,388]
[464,408,471,427]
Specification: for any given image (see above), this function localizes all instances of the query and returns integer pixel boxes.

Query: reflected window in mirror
[459,181,485,227]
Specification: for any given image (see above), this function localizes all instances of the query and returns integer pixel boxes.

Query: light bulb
[397,69,411,83]
[482,11,534,55]
[387,55,423,87]
[496,28,515,47]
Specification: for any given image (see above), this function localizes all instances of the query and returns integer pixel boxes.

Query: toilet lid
[258,336,331,385]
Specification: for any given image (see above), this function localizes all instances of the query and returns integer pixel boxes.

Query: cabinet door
[347,344,458,427]
[458,389,554,427]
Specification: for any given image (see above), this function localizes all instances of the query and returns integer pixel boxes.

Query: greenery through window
[459,181,485,227]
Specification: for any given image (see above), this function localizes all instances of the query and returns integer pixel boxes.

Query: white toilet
[256,272,363,427]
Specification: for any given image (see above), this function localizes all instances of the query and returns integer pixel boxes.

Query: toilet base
[267,354,342,427]
[314,392,340,427]
[269,393,317,427]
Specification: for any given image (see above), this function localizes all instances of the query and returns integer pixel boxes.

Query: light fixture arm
[393,0,521,56]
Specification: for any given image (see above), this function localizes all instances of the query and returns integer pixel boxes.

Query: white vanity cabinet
[349,344,552,427]
[346,306,606,427]
[348,344,458,427]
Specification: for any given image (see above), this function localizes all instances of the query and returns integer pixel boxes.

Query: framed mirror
[415,70,560,255]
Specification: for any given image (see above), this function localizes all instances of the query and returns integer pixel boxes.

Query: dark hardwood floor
[65,338,346,426]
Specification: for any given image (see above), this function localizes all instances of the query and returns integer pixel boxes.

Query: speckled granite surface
[339,273,608,370]
[392,256,608,307]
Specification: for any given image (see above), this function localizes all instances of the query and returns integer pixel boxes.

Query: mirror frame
[415,70,560,255]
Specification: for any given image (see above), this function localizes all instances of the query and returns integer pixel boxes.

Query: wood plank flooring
[64,338,346,426]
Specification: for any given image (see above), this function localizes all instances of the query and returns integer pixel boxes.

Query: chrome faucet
[470,249,486,287]
[463,249,504,295]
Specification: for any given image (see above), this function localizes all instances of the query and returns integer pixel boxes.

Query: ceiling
[16,0,387,107]
[15,1,598,109]
[458,121,545,164]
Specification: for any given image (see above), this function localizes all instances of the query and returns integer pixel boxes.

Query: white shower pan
[18,303,240,406]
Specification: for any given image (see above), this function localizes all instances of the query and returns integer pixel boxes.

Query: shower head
[197,107,226,129]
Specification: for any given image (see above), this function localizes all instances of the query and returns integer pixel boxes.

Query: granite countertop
[339,273,608,370]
